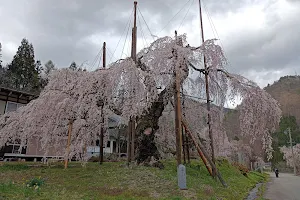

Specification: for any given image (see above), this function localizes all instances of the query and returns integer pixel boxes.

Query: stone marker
[178,164,187,190]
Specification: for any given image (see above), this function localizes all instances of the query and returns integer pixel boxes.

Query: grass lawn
[0,160,267,200]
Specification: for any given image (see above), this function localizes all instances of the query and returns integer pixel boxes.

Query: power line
[121,16,132,59]
[106,48,117,64]
[158,0,192,36]
[202,0,232,68]
[91,47,103,68]
[109,7,134,64]
[137,11,149,48]
[137,6,155,41]
[178,0,194,32]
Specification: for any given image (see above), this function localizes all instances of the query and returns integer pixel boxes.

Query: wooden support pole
[131,118,136,160]
[181,119,212,176]
[186,134,191,164]
[127,118,132,165]
[103,42,106,69]
[174,30,183,166]
[198,0,216,176]
[99,42,106,165]
[99,106,104,164]
[181,85,190,165]
[182,118,227,187]
[132,1,137,62]
[127,1,138,164]
[64,120,73,169]
[182,126,186,164]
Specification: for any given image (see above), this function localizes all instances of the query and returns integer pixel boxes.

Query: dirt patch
[98,187,124,196]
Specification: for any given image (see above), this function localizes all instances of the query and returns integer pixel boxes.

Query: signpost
[178,164,187,190]
[284,127,297,175]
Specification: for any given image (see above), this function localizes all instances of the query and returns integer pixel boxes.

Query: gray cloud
[225,2,300,77]
[0,0,299,87]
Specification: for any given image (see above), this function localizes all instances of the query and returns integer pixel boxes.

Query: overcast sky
[0,0,299,87]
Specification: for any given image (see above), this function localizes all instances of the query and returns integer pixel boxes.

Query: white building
[86,115,127,159]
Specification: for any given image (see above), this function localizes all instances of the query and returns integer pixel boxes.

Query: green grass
[0,160,267,200]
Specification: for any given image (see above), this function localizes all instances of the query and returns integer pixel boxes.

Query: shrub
[25,177,45,190]
[232,162,249,177]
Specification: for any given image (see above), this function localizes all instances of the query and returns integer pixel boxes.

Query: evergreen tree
[7,38,40,92]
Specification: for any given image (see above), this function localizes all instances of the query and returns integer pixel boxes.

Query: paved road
[264,172,300,200]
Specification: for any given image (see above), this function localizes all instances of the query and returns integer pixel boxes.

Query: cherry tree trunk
[135,88,172,168]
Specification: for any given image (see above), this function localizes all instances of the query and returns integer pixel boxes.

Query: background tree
[271,115,300,167]
[7,38,40,92]
[69,61,78,71]
[44,60,56,76]
[40,60,56,88]
[281,144,300,173]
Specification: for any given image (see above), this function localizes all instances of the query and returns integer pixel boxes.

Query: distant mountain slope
[265,76,300,125]
[223,76,300,160]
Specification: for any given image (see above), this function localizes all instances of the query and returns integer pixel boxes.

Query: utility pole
[103,42,106,68]
[181,85,188,164]
[131,1,137,160]
[127,1,138,165]
[174,30,183,166]
[198,0,215,176]
[99,42,106,165]
[131,1,137,62]
[127,118,132,165]
[287,127,297,175]
[65,119,73,169]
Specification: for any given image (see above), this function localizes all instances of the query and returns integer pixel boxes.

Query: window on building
[6,102,18,113]
[6,139,27,154]
[5,102,25,113]
[106,141,110,148]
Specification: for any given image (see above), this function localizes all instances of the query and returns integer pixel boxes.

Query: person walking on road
[275,168,279,178]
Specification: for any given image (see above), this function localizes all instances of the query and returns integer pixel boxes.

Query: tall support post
[99,102,104,164]
[103,42,106,69]
[131,118,136,160]
[127,118,132,166]
[99,42,106,165]
[128,1,138,163]
[174,30,183,166]
[65,120,73,169]
[186,134,191,164]
[181,87,190,165]
[288,128,297,175]
[181,86,186,164]
[182,126,186,164]
[132,1,137,62]
[198,0,215,175]
[182,119,227,187]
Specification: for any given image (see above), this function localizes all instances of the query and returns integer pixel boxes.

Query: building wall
[0,100,6,115]
[26,137,65,157]
[86,137,118,158]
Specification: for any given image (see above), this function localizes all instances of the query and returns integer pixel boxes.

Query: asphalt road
[264,172,300,200]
